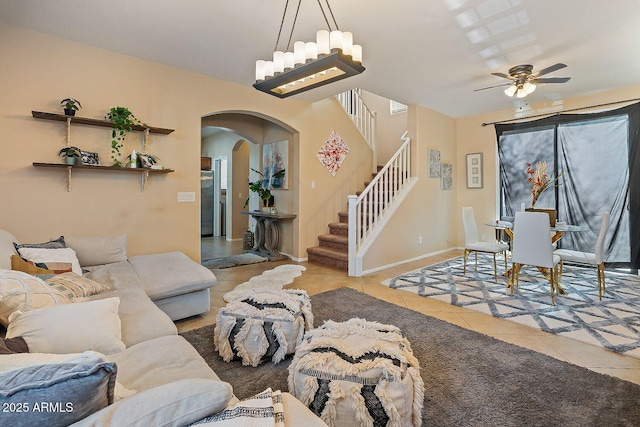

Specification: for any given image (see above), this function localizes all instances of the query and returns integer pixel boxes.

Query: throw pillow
[11,255,72,275]
[13,236,66,251]
[0,336,28,354]
[0,351,106,373]
[45,272,110,299]
[6,297,126,355]
[0,269,70,327]
[65,234,128,267]
[16,247,82,275]
[0,361,117,427]
[76,378,233,427]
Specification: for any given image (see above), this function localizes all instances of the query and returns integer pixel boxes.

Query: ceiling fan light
[516,87,528,98]
[504,85,517,97]
[524,82,537,94]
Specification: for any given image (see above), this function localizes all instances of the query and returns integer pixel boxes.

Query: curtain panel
[495,102,640,268]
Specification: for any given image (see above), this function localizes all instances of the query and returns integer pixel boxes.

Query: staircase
[306,168,384,270]
[308,90,414,274]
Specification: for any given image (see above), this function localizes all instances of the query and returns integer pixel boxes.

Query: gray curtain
[556,116,629,262]
[496,103,640,267]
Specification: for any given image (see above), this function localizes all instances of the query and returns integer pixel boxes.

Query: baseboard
[360,247,460,276]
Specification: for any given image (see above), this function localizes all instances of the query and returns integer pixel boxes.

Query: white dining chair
[511,211,562,305]
[554,212,609,300]
[462,207,509,281]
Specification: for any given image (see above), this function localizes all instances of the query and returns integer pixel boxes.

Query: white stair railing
[348,132,414,276]
[335,89,377,170]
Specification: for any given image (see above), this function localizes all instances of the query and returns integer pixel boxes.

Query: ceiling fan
[475,63,571,98]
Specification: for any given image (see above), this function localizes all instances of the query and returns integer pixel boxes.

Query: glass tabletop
[484,221,588,232]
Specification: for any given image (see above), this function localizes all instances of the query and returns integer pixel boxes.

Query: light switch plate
[177,192,196,202]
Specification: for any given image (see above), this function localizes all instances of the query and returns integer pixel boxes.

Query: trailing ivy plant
[105,106,147,167]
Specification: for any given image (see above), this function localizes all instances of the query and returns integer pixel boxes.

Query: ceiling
[2,0,639,118]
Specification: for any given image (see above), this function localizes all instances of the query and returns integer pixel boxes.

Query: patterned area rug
[382,255,640,358]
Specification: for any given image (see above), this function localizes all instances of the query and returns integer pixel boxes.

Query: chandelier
[253,0,365,98]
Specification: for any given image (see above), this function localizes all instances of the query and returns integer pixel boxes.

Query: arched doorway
[201,111,299,260]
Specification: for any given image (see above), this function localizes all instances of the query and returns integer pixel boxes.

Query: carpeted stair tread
[318,233,348,243]
[307,247,348,270]
[328,222,349,235]
[307,246,348,259]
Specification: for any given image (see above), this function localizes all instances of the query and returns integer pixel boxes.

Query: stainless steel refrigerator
[201,171,214,236]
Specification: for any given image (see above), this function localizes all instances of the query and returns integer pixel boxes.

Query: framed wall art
[441,163,452,190]
[81,151,100,166]
[428,149,441,178]
[262,140,288,189]
[466,153,483,189]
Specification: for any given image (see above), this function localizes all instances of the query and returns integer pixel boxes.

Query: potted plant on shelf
[105,106,147,167]
[57,146,82,165]
[243,167,286,211]
[60,98,82,116]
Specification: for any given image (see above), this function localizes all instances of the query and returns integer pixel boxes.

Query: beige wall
[363,105,457,271]
[360,91,408,164]
[3,22,637,270]
[0,23,368,262]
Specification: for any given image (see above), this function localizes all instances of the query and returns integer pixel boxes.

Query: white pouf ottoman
[214,289,313,367]
[288,318,424,427]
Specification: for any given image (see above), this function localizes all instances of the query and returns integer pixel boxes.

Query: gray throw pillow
[0,336,28,354]
[0,361,117,427]
[13,236,66,252]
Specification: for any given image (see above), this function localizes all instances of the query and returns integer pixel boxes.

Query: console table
[241,211,297,261]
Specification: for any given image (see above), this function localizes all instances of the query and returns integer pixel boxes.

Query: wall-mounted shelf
[32,110,175,191]
[33,163,174,192]
[32,111,174,135]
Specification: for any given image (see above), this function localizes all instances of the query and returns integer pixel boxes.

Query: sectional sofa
[0,229,327,426]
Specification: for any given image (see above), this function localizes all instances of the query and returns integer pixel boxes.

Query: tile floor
[177,237,640,385]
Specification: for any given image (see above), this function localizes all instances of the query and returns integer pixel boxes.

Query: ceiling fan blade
[491,72,516,81]
[533,63,567,77]
[473,82,512,92]
[533,77,571,84]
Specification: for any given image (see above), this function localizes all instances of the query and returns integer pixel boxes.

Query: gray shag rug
[202,253,267,269]
[181,287,640,427]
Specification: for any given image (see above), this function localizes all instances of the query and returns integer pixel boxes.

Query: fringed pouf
[288,318,424,427]
[214,289,313,367]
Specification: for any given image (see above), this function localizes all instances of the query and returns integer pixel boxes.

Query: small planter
[65,156,77,165]
[60,98,81,117]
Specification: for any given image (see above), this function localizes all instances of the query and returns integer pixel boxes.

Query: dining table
[484,220,588,293]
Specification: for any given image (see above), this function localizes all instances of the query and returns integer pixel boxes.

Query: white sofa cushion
[72,378,233,427]
[6,297,126,355]
[106,335,220,390]
[128,252,216,300]
[65,234,128,267]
